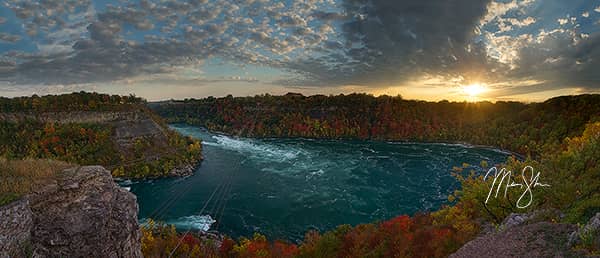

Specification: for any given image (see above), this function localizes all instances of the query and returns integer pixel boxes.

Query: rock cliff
[0,166,142,258]
[449,222,577,257]
[0,199,32,257]
[0,110,167,150]
[0,110,199,178]
[450,211,600,257]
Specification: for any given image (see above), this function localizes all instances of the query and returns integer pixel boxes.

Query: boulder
[0,166,142,258]
[498,213,530,231]
[450,222,578,257]
[568,213,600,249]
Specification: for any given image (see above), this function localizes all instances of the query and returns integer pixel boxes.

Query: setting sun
[463,83,487,97]
[2,0,600,257]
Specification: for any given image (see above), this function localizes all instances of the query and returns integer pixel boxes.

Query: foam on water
[132,124,511,241]
[167,215,216,232]
[209,134,304,161]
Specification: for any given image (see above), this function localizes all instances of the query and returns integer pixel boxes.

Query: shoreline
[113,158,203,182]
[169,122,526,161]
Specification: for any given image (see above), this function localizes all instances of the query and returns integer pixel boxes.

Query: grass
[0,158,74,206]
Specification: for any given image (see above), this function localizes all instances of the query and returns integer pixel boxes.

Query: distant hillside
[0,92,202,179]
[150,93,600,158]
[145,97,600,257]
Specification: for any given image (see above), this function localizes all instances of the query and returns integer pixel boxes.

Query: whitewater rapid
[131,124,511,241]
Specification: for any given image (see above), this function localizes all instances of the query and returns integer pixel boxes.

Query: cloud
[0,33,21,43]
[495,17,537,33]
[116,71,260,86]
[311,11,346,21]
[521,30,600,89]
[473,0,600,93]
[1,0,600,98]
[509,17,537,27]
[1,0,341,85]
[481,0,535,24]
[278,0,495,86]
[557,18,569,25]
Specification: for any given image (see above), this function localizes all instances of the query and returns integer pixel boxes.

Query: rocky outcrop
[568,213,600,249]
[499,213,531,230]
[168,163,196,177]
[0,111,146,124]
[0,166,142,258]
[0,199,33,258]
[450,222,578,257]
[450,210,600,257]
[496,209,564,232]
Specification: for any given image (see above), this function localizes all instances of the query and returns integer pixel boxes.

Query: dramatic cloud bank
[0,0,599,99]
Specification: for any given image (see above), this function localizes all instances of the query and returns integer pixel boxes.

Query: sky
[0,0,599,102]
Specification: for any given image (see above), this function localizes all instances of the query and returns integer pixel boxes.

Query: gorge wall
[0,111,167,149]
[0,166,142,258]
[0,108,201,178]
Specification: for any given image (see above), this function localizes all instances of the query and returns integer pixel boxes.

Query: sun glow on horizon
[462,83,487,97]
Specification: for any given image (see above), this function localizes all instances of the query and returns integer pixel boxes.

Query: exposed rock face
[568,213,600,248]
[498,213,530,231]
[0,111,146,124]
[0,110,199,178]
[0,166,142,258]
[0,111,167,149]
[580,213,600,238]
[168,163,196,177]
[0,199,33,258]
[450,222,578,258]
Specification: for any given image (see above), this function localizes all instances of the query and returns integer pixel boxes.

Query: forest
[141,119,600,258]
[0,92,202,179]
[143,93,600,257]
[2,92,598,257]
[0,91,145,112]
[151,93,600,158]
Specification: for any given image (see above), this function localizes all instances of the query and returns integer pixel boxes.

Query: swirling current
[128,124,511,241]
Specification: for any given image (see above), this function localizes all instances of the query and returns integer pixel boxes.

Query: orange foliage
[142,211,475,258]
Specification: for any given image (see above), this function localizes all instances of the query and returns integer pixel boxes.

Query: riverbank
[186,124,525,161]
[151,94,600,160]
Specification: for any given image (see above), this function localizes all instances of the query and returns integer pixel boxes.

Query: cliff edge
[0,166,142,258]
[450,212,600,257]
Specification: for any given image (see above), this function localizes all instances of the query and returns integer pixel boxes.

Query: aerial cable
[168,178,226,258]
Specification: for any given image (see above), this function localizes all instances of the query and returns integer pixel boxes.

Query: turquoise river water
[128,124,510,241]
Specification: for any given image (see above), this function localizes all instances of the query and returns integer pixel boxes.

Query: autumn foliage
[142,211,479,258]
[0,91,144,112]
[143,94,600,257]
[152,93,600,158]
[4,92,599,256]
[0,92,202,179]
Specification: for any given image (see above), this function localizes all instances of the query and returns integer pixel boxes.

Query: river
[129,124,510,241]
